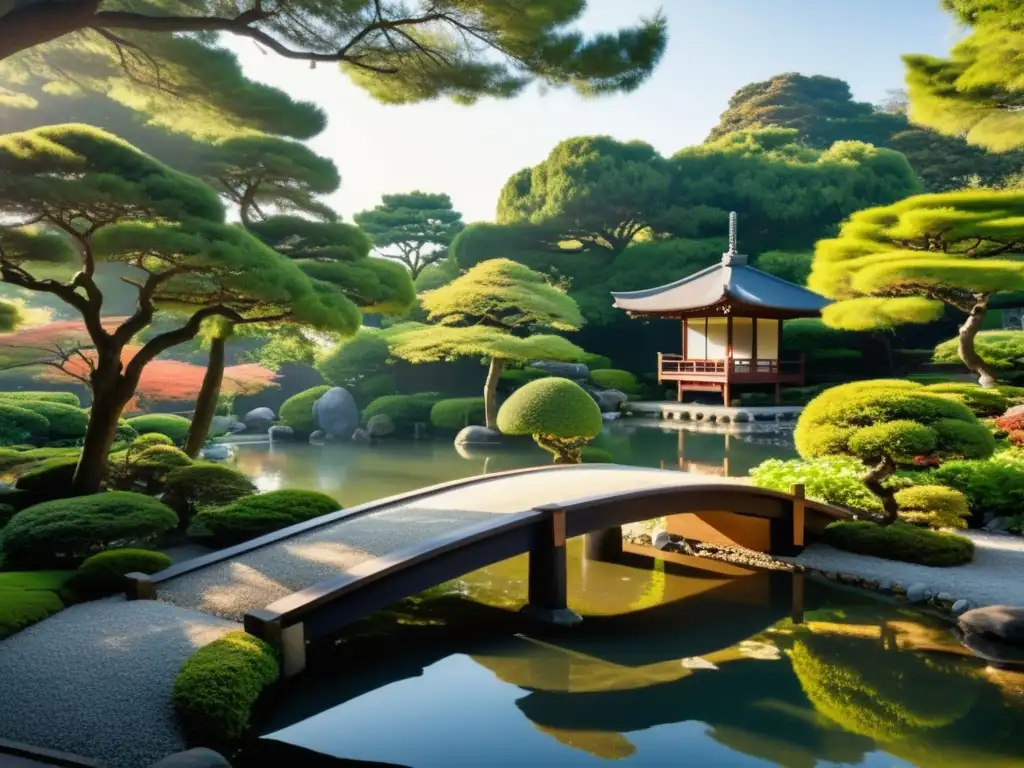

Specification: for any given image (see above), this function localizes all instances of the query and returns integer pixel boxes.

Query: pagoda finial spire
[722,211,747,266]
[728,211,737,254]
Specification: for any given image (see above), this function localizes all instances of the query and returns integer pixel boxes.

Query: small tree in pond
[496,377,602,464]
[809,189,1024,387]
[354,192,465,279]
[794,380,995,523]
[384,259,586,431]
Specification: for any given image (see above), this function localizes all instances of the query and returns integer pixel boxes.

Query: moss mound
[497,377,603,439]
[0,403,50,446]
[0,589,64,640]
[72,548,172,596]
[823,520,974,566]
[430,398,486,431]
[173,631,280,749]
[8,400,88,441]
[895,485,971,529]
[0,391,80,406]
[125,414,192,443]
[589,369,639,394]
[278,385,330,437]
[189,489,341,547]
[14,455,80,500]
[163,463,257,523]
[363,394,440,433]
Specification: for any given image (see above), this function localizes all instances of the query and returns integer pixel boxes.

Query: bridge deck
[157,466,735,620]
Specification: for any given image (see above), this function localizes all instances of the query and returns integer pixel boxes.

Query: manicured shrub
[8,400,88,441]
[497,377,603,464]
[278,385,330,437]
[580,446,612,463]
[189,489,340,547]
[931,418,996,459]
[589,368,639,394]
[430,398,486,431]
[0,391,80,406]
[163,463,257,522]
[995,408,1024,433]
[580,352,612,371]
[0,488,41,512]
[352,373,397,405]
[0,403,50,446]
[71,548,172,596]
[926,454,1024,522]
[362,393,440,433]
[128,433,175,456]
[14,455,79,500]
[750,456,884,514]
[895,485,971,529]
[173,630,280,749]
[2,492,178,567]
[499,367,549,388]
[133,445,193,471]
[922,383,1010,417]
[823,520,974,566]
[114,419,139,447]
[934,330,1024,370]
[0,446,79,474]
[125,413,192,443]
[0,590,64,640]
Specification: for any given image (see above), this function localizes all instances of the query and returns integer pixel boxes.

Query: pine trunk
[184,335,227,458]
[863,456,898,525]
[959,295,998,388]
[483,357,505,431]
[71,383,127,496]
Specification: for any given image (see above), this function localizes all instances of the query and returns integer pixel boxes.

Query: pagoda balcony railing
[657,353,806,383]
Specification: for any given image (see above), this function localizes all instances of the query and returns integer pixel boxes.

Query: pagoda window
[756,318,779,360]
[733,317,753,360]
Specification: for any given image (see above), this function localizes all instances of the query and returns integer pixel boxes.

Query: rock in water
[594,388,628,413]
[366,413,395,438]
[313,387,359,440]
[208,415,235,437]
[958,605,1024,665]
[242,407,277,433]
[528,360,590,380]
[455,425,502,446]
[309,430,326,443]
[200,444,231,460]
[268,425,294,442]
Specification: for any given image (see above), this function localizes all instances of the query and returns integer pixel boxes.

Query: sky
[222,0,962,225]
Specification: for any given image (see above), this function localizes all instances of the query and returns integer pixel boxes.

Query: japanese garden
[0,2,1022,767]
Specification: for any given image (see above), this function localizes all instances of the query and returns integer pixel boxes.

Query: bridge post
[584,526,623,563]
[522,509,582,627]
[245,610,308,678]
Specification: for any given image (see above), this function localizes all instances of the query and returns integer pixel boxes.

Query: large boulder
[208,415,245,437]
[366,413,395,438]
[455,425,503,446]
[242,407,276,433]
[312,386,359,440]
[529,360,589,380]
[958,605,1024,666]
[594,388,628,413]
[150,748,231,767]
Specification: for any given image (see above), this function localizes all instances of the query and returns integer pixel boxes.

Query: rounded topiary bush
[128,433,175,456]
[9,400,88,441]
[2,492,179,567]
[363,394,439,433]
[0,391,80,406]
[14,455,79,500]
[589,369,639,394]
[895,485,971,529]
[125,414,192,443]
[72,548,172,596]
[163,463,257,523]
[499,367,549,389]
[0,403,50,446]
[927,456,1024,522]
[497,377,603,464]
[189,489,341,547]
[173,630,280,749]
[823,520,974,566]
[922,383,1010,417]
[0,590,64,640]
[278,385,330,437]
[430,398,486,431]
[580,352,612,371]
[133,445,193,471]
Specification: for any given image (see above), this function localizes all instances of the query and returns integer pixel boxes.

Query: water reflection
[249,540,1023,768]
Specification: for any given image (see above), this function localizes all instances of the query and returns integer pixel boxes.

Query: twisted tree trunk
[959,294,998,388]
[483,356,505,431]
[863,455,898,525]
[184,334,227,458]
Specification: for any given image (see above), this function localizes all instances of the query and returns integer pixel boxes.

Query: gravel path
[157,466,724,620]
[783,530,1024,607]
[0,598,238,768]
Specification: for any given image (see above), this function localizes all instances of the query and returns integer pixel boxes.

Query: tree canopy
[0,1,667,130]
[354,192,465,278]
[904,0,1024,152]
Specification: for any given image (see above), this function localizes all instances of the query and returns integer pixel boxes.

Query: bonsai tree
[809,189,1024,387]
[794,380,995,522]
[496,377,602,464]
[384,259,586,431]
[354,192,465,278]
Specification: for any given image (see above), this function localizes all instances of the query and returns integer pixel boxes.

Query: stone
[594,388,628,413]
[309,430,326,442]
[906,583,929,603]
[150,748,231,768]
[876,578,894,593]
[983,512,997,526]
[937,592,954,603]
[208,415,235,437]
[242,406,277,432]
[454,425,502,446]
[952,599,971,616]
[268,425,294,442]
[529,360,590,380]
[985,517,1009,532]
[199,444,230,461]
[960,605,1024,643]
[351,427,371,444]
[312,386,359,440]
[651,530,672,550]
[602,412,620,421]
[366,413,395,438]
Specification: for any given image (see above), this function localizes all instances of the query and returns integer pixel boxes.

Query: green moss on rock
[278,385,331,437]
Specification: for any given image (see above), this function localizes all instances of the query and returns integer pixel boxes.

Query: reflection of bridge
[127,465,850,675]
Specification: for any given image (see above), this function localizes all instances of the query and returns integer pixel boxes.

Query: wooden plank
[791,483,806,548]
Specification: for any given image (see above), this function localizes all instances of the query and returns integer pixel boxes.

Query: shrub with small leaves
[72,548,172,596]
[922,383,1010,417]
[0,590,64,640]
[497,377,602,464]
[363,394,440,433]
[0,403,50,446]
[589,369,639,394]
[125,414,192,443]
[0,391,80,406]
[823,521,974,566]
[7,400,89,441]
[430,398,486,431]
[163,463,257,523]
[750,456,885,514]
[14,455,80,500]
[925,453,1024,523]
[895,485,971,529]
[189,489,341,547]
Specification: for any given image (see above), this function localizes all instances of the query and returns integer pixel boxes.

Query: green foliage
[0,502,15,527]
[925,453,1024,520]
[0,391,79,406]
[921,382,1010,416]
[278,385,331,438]
[934,330,1024,371]
[500,368,550,388]
[430,398,486,431]
[497,377,602,462]
[580,352,613,370]
[580,446,613,463]
[750,456,884,514]
[189,490,340,547]
[895,485,971,529]
[386,322,584,367]
[13,455,78,499]
[354,192,465,278]
[0,588,63,640]
[133,445,193,471]
[8,400,87,441]
[163,464,258,524]
[848,420,937,462]
[172,631,280,750]
[363,394,440,433]
[755,251,813,285]
[128,433,175,455]
[2,492,178,567]
[823,520,974,566]
[781,318,862,358]
[589,369,639,394]
[0,403,49,445]
[126,414,192,444]
[72,548,172,596]
[317,329,391,390]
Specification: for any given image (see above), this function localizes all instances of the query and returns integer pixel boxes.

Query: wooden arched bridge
[126,464,850,675]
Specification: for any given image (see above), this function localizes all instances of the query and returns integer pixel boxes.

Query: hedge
[163,463,257,523]
[0,589,64,640]
[925,455,1024,522]
[7,400,88,441]
[0,403,50,446]
[189,489,340,547]
[125,414,192,443]
[895,485,971,529]
[430,398,486,431]
[14,455,79,500]
[363,394,440,433]
[589,369,639,394]
[823,521,974,566]
[173,631,280,749]
[0,391,80,406]
[2,492,178,567]
[921,383,1010,417]
[72,548,172,596]
[278,385,330,437]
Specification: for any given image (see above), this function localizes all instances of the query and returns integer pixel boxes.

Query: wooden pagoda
[611,213,829,405]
